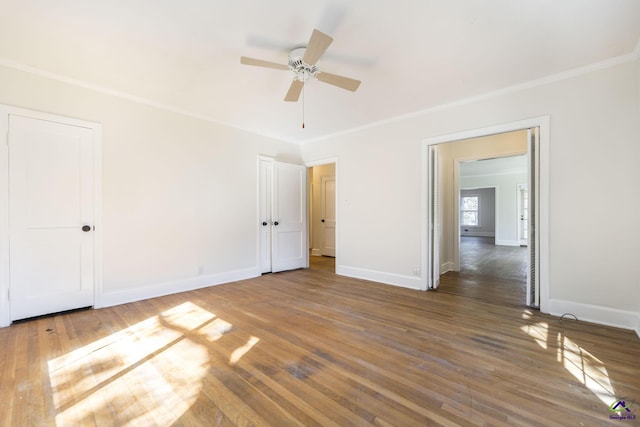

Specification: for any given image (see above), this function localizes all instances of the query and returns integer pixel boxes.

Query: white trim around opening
[421,115,550,313]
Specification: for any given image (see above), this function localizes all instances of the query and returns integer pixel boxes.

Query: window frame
[460,194,480,227]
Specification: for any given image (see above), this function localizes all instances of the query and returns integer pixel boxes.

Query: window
[461,195,479,226]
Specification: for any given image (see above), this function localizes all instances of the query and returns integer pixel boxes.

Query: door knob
[262,221,268,226]
[82,225,92,232]
[274,221,279,226]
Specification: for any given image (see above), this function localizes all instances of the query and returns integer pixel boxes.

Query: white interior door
[526,127,540,307]
[259,158,307,273]
[320,176,336,257]
[428,145,440,289]
[9,115,95,321]
[272,161,307,272]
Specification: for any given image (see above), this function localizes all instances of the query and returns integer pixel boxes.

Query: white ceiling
[1,1,639,143]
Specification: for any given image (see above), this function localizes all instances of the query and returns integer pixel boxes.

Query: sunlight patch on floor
[559,334,615,407]
[47,302,220,426]
[230,336,260,365]
[520,321,548,350]
[521,310,618,410]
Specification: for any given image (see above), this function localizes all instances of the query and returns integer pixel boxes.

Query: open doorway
[307,162,336,273]
[423,117,548,310]
[459,156,528,281]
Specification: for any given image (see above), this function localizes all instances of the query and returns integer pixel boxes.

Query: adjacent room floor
[440,236,528,307]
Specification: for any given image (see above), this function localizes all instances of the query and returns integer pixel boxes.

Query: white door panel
[258,159,307,273]
[272,162,307,272]
[258,159,273,273]
[9,115,95,321]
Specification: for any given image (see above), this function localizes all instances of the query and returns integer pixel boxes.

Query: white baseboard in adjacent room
[495,239,521,247]
[98,267,260,308]
[440,261,455,275]
[460,231,495,238]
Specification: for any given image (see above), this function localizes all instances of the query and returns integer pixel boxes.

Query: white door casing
[4,111,101,322]
[526,127,540,307]
[427,145,440,289]
[320,176,336,257]
[422,116,549,312]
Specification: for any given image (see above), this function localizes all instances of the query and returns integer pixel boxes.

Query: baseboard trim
[311,248,321,256]
[495,239,520,247]
[440,261,455,275]
[461,232,495,237]
[99,267,260,308]
[336,265,424,290]
[549,298,640,335]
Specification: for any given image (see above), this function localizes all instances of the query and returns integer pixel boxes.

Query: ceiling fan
[240,29,361,102]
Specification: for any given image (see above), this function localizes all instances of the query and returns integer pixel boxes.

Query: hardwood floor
[1,264,638,426]
[459,236,527,281]
[441,236,528,307]
[309,254,335,273]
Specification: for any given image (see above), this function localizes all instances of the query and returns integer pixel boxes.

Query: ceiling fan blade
[240,56,289,70]
[303,29,333,65]
[317,71,361,92]
[284,80,304,102]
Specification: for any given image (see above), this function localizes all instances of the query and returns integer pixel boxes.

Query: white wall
[0,64,300,313]
[302,57,640,331]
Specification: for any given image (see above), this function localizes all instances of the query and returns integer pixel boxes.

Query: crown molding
[302,43,640,145]
[0,57,301,145]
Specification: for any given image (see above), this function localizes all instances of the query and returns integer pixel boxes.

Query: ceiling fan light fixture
[288,48,318,81]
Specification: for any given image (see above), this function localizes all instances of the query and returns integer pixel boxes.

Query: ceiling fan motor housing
[289,48,318,81]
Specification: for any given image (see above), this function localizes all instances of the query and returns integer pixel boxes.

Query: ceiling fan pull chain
[302,79,305,129]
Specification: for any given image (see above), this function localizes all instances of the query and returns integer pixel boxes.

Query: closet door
[258,158,273,273]
[9,114,96,320]
[271,161,307,272]
[259,158,307,273]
